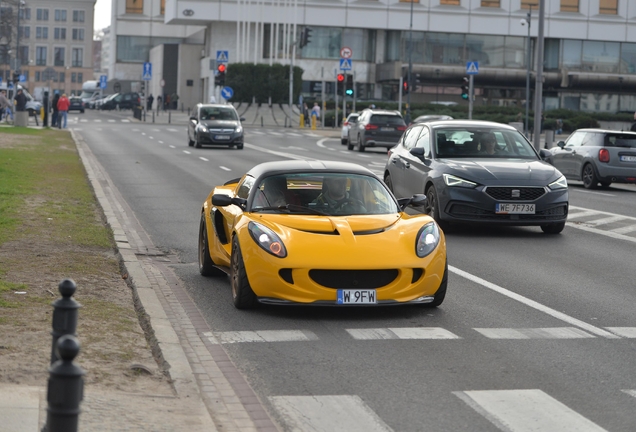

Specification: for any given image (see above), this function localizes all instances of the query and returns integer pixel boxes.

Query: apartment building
[0,0,96,96]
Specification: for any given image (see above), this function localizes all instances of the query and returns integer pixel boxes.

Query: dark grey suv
[548,129,636,189]
[347,109,406,152]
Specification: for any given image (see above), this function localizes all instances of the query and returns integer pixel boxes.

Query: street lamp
[521,5,532,137]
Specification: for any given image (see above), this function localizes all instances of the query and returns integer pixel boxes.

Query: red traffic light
[217,64,226,73]
[337,74,345,82]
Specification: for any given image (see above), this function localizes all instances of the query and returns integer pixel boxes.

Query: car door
[401,126,432,197]
[391,125,422,198]
[349,111,366,145]
[552,131,586,177]
[571,132,602,178]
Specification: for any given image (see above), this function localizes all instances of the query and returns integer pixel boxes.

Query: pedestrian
[302,103,309,126]
[556,118,563,135]
[165,94,170,110]
[310,102,321,125]
[147,94,154,111]
[51,92,60,127]
[15,89,27,112]
[0,90,10,122]
[57,93,70,129]
[172,93,179,110]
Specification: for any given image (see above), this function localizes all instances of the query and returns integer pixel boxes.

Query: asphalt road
[75,109,636,431]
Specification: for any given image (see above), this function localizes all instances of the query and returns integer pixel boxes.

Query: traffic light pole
[334,69,338,128]
[468,75,474,120]
[342,72,346,122]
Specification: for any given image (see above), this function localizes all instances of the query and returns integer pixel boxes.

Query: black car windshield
[434,128,538,160]
[200,107,238,121]
[605,134,636,148]
[371,115,405,125]
[250,173,399,216]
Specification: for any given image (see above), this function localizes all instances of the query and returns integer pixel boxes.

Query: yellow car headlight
[248,222,287,258]
[415,222,440,258]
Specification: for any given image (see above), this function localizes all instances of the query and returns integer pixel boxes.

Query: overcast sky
[94,0,111,31]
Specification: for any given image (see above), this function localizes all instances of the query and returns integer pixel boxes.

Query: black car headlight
[248,222,287,258]
[548,175,567,190]
[443,173,477,188]
[235,126,243,134]
[197,124,208,133]
[415,222,440,258]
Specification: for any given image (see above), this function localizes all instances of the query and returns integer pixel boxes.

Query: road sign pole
[352,71,356,113]
[468,75,474,120]
[342,72,346,121]
[334,69,338,129]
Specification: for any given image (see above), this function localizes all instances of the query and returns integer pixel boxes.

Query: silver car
[549,129,636,189]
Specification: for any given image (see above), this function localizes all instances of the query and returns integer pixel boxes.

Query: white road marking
[250,131,265,135]
[108,119,116,123]
[474,327,595,339]
[316,138,338,148]
[203,330,317,344]
[304,133,320,137]
[269,395,393,432]
[583,215,625,226]
[566,210,600,219]
[169,145,175,148]
[450,266,620,339]
[287,132,302,136]
[573,189,616,197]
[80,119,88,123]
[357,154,372,158]
[152,129,161,132]
[121,119,130,123]
[199,157,209,162]
[280,146,307,151]
[610,225,636,234]
[220,166,231,171]
[94,119,102,123]
[141,132,146,136]
[244,142,316,161]
[269,131,283,136]
[605,327,636,338]
[621,389,636,398]
[158,141,164,144]
[455,389,608,432]
[132,129,139,132]
[565,222,636,244]
[183,150,191,154]
[347,327,460,340]
[167,128,179,132]
[149,136,154,140]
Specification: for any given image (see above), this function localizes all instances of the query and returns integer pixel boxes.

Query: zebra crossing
[567,205,636,240]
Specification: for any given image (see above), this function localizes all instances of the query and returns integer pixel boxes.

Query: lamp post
[618,76,623,112]
[405,0,414,125]
[522,5,532,137]
[435,68,440,103]
[532,0,545,150]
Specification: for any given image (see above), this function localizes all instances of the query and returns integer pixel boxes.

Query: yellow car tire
[231,236,258,309]
[198,214,225,277]
[424,261,448,308]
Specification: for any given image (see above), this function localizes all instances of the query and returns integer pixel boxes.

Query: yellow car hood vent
[259,214,401,235]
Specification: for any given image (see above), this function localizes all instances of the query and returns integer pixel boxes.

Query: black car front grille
[448,203,567,221]
[309,269,398,289]
[485,187,546,201]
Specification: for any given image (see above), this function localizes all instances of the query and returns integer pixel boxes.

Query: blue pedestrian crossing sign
[100,75,107,89]
[216,50,229,63]
[19,74,26,83]
[466,61,479,75]
[142,62,152,81]
[221,86,234,100]
[339,58,352,71]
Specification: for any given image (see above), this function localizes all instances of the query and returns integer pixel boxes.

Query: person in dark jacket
[147,94,154,110]
[15,89,27,112]
[51,93,60,128]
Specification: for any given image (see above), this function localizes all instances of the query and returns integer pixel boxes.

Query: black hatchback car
[384,120,569,234]
[68,97,85,113]
[187,104,245,149]
[99,92,140,110]
[347,109,406,152]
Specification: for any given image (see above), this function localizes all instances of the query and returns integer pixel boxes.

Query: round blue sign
[221,86,234,100]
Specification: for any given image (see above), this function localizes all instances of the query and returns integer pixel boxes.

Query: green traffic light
[461,94,468,100]
[345,89,354,96]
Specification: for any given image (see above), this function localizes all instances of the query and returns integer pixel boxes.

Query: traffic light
[402,75,409,95]
[345,74,354,97]
[461,77,469,100]
[299,27,313,49]
[215,63,226,86]
[12,71,19,84]
[337,73,345,83]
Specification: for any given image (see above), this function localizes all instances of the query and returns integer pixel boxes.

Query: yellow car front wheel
[198,214,224,277]
[231,236,258,309]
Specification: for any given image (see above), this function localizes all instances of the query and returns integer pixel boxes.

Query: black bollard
[168,110,171,124]
[49,279,81,365]
[45,335,85,432]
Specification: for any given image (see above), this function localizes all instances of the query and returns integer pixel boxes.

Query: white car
[341,113,360,145]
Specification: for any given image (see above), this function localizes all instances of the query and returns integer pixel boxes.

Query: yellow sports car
[199,160,447,309]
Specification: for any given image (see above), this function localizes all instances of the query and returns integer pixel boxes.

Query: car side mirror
[409,147,426,159]
[190,116,197,122]
[396,194,428,211]
[539,149,551,160]
[240,117,246,122]
[211,194,247,210]
[557,141,565,149]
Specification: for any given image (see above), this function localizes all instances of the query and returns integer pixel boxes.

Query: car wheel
[357,135,365,152]
[195,134,202,149]
[424,262,448,308]
[230,236,258,309]
[599,181,612,188]
[540,222,565,234]
[426,186,449,230]
[582,164,598,189]
[236,143,244,149]
[199,214,225,277]
[188,135,194,147]
[384,173,394,193]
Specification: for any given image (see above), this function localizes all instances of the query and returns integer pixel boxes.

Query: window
[72,48,83,67]
[18,46,28,66]
[160,0,166,15]
[19,26,30,39]
[59,72,65,83]
[36,46,47,65]
[54,47,65,66]
[440,0,460,4]
[54,28,66,40]
[72,10,85,23]
[55,10,67,21]
[78,72,83,82]
[521,0,539,8]
[116,35,185,62]
[481,0,500,6]
[71,72,76,83]
[600,0,618,14]
[72,28,85,41]
[19,8,31,20]
[403,126,423,150]
[36,8,49,20]
[35,71,40,81]
[561,0,578,12]
[36,27,48,39]
[415,128,431,156]
[126,0,143,14]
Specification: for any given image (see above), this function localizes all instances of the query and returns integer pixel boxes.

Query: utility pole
[524,5,532,138]
[406,0,414,124]
[532,0,545,150]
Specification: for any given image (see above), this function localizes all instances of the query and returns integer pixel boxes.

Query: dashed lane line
[220,166,231,171]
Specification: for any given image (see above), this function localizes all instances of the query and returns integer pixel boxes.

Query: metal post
[532,0,546,150]
[398,76,403,114]
[524,5,532,137]
[334,69,338,128]
[321,66,325,129]
[48,279,81,366]
[168,110,171,124]
[618,76,623,112]
[288,40,296,128]
[436,69,440,103]
[45,335,85,432]
[342,71,346,122]
[468,75,474,120]
[406,0,414,125]
[352,70,356,113]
